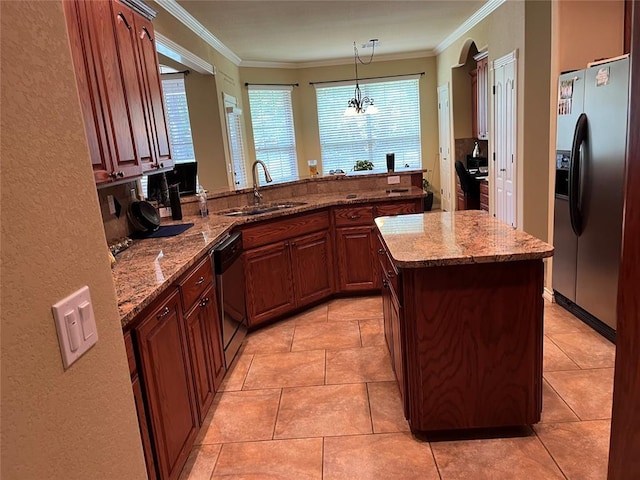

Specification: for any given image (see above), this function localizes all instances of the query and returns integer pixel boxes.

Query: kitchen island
[375,211,554,433]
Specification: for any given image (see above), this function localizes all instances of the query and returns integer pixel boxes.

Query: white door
[437,85,452,212]
[492,51,517,227]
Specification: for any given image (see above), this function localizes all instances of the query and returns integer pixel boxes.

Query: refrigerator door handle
[569,113,588,236]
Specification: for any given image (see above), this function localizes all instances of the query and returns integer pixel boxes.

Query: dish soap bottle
[472,142,481,158]
[197,187,208,217]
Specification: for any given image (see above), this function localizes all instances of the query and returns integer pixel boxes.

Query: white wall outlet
[107,195,116,215]
[52,286,98,369]
[387,175,401,185]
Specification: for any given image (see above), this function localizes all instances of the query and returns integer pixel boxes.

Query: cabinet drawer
[124,331,137,378]
[242,210,330,250]
[333,206,374,226]
[179,256,213,314]
[375,200,421,217]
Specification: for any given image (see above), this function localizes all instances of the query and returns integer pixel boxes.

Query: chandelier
[344,39,379,116]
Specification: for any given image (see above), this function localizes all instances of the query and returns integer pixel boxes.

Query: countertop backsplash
[99,171,424,243]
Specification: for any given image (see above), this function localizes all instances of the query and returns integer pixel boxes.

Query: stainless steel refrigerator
[553,57,629,340]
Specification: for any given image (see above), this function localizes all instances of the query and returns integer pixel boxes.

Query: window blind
[142,74,195,197]
[315,78,421,175]
[248,86,298,184]
[225,107,249,190]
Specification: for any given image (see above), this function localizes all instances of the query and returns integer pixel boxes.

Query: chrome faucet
[251,160,273,205]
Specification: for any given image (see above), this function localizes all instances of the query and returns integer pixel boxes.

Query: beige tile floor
[180,296,615,480]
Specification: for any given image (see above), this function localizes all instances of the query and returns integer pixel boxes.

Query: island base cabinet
[401,260,544,432]
[135,289,198,480]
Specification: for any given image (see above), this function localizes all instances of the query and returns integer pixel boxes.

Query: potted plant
[423,178,434,211]
[353,160,374,171]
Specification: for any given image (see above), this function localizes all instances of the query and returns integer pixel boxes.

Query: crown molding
[240,49,436,70]
[434,0,506,55]
[154,0,242,66]
[155,32,216,75]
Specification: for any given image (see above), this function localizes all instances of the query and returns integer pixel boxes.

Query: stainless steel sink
[219,201,307,217]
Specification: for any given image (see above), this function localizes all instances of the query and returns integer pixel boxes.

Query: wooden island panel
[402,260,543,431]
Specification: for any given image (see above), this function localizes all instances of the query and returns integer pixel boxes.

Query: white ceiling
[174,1,487,65]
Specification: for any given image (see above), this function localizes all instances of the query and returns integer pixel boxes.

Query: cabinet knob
[387,270,395,278]
[382,279,388,288]
[200,297,209,307]
[156,306,170,320]
[108,172,117,179]
[291,242,296,247]
[499,168,506,172]
[159,162,164,169]
[377,249,384,255]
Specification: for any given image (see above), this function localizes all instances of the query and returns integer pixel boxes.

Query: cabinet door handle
[200,297,209,308]
[387,270,395,278]
[195,276,205,285]
[377,249,385,255]
[156,306,170,320]
[117,12,131,30]
[347,214,361,220]
[117,171,124,178]
[382,279,388,288]
[141,26,153,41]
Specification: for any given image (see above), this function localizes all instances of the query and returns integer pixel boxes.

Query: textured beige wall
[436,1,554,243]
[240,57,440,190]
[557,0,624,72]
[1,2,147,478]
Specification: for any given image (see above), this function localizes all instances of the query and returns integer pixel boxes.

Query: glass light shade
[344,105,358,116]
[366,104,379,114]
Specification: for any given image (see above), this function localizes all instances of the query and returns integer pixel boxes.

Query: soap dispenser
[472,142,481,158]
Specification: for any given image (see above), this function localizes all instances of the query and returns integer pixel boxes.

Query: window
[142,73,196,196]
[224,95,248,190]
[161,74,196,164]
[248,86,298,184]
[315,77,421,175]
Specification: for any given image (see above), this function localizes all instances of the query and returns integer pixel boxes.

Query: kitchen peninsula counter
[113,187,424,328]
[375,210,553,433]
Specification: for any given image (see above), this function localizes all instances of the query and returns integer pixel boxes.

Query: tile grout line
[427,441,443,480]
[541,377,584,422]
[544,334,584,370]
[321,436,325,480]
[271,388,284,441]
[207,443,223,480]
[365,382,375,434]
[239,354,255,391]
[323,349,327,385]
[531,427,570,480]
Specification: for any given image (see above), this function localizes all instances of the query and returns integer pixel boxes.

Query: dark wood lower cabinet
[336,226,377,291]
[290,230,334,307]
[184,285,223,424]
[244,230,334,327]
[244,241,296,327]
[135,289,198,480]
[132,375,157,480]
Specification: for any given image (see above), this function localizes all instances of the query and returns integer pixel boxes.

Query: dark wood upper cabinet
[63,0,172,186]
[133,12,172,170]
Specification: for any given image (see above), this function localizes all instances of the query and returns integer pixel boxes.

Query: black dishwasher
[212,232,247,368]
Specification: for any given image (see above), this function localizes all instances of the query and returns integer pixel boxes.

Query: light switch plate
[52,286,98,369]
[387,175,401,185]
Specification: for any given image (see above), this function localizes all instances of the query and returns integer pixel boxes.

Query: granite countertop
[114,188,424,328]
[375,210,554,268]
